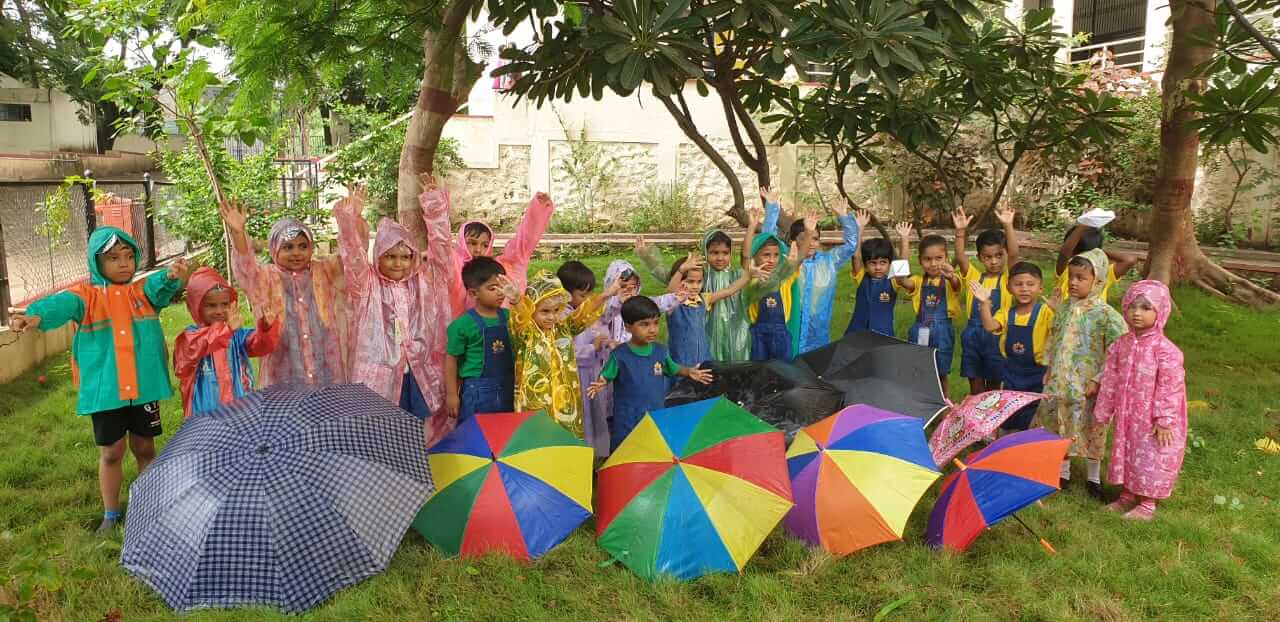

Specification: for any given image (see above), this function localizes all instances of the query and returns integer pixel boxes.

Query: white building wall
[0,74,97,153]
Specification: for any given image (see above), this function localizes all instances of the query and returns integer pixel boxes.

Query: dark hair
[461,256,506,290]
[556,260,597,292]
[1064,225,1104,255]
[975,228,1007,252]
[704,231,732,251]
[1009,261,1043,282]
[669,256,703,282]
[861,237,894,262]
[621,295,661,324]
[918,234,948,258]
[463,222,491,240]
[788,219,812,243]
[1067,255,1094,276]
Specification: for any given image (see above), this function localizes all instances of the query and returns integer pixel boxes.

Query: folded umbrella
[795,331,949,424]
[667,360,843,442]
[121,385,434,613]
[928,390,1046,466]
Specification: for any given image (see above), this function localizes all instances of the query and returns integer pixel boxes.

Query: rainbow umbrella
[413,411,592,561]
[595,398,793,581]
[784,404,939,556]
[926,428,1071,553]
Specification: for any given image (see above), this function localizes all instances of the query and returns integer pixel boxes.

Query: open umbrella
[666,360,843,441]
[795,331,949,424]
[121,385,434,613]
[596,397,793,581]
[928,390,1046,466]
[785,404,939,556]
[926,428,1071,553]
[413,411,592,561]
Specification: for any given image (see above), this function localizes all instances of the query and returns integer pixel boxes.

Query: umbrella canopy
[121,385,434,613]
[795,331,949,424]
[926,428,1071,552]
[785,404,939,556]
[666,360,844,442]
[929,390,1046,466]
[596,398,793,581]
[413,411,592,561]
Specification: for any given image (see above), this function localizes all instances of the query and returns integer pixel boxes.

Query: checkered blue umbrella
[120,384,435,613]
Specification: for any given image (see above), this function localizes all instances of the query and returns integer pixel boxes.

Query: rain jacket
[231,217,348,387]
[762,201,860,354]
[744,232,799,328]
[173,267,280,418]
[512,271,607,436]
[26,227,183,415]
[1043,249,1127,401]
[449,192,555,315]
[337,188,458,445]
[698,230,751,361]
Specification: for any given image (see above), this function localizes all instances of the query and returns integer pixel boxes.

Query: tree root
[1188,256,1280,307]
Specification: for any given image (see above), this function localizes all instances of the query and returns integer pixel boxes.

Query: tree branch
[1221,0,1280,62]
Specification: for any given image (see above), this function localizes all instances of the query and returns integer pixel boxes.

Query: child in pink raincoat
[1094,280,1187,521]
[335,181,459,446]
[449,192,555,315]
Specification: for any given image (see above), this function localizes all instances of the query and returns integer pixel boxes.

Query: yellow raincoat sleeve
[567,293,608,335]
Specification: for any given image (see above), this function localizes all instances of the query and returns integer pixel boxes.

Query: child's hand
[968,280,992,304]
[759,186,781,204]
[7,308,38,333]
[1085,380,1099,398]
[586,377,607,399]
[497,275,519,302]
[951,208,971,231]
[167,258,192,282]
[218,199,248,233]
[787,242,801,265]
[445,392,460,419]
[634,235,649,254]
[939,262,956,279]
[995,202,1016,226]
[417,172,438,191]
[688,365,714,385]
[1154,425,1174,447]
[603,278,623,298]
[259,313,281,331]
[895,222,914,240]
[804,213,818,233]
[854,208,872,230]
[750,266,771,281]
[683,251,705,272]
[831,199,848,217]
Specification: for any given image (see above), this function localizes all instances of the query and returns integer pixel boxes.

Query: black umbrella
[795,331,949,424]
[666,360,844,441]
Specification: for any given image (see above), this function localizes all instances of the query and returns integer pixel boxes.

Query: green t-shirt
[446,312,504,379]
[601,343,681,381]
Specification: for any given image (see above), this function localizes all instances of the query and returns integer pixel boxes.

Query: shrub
[629,181,696,233]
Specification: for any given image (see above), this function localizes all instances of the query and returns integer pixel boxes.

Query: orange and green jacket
[26,227,183,415]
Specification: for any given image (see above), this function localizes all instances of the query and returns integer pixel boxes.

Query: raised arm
[418,176,457,282]
[742,205,761,268]
[952,208,971,272]
[1056,224,1088,274]
[995,202,1018,266]
[968,282,1003,334]
[706,265,753,306]
[500,191,555,268]
[172,323,234,380]
[244,315,282,357]
[851,209,871,276]
[894,222,917,294]
[826,201,859,268]
[634,236,671,286]
[220,200,270,313]
[1107,250,1140,280]
[743,244,799,306]
[760,186,781,235]
[569,278,620,334]
[333,188,374,298]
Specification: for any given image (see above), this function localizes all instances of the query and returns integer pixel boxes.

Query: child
[761,188,859,354]
[220,201,348,387]
[559,260,614,455]
[335,180,457,444]
[9,227,189,533]
[1094,280,1187,521]
[1055,221,1139,302]
[745,223,801,361]
[698,227,751,361]
[844,208,902,337]
[445,257,515,421]
[506,271,620,435]
[968,261,1054,431]
[1042,249,1128,499]
[662,223,760,368]
[896,224,963,395]
[587,296,714,450]
[173,267,280,418]
[449,192,555,314]
[954,205,1019,394]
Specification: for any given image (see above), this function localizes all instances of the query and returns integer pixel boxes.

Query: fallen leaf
[101,608,123,622]
[1188,400,1211,411]
[1256,438,1280,454]
[547,600,558,609]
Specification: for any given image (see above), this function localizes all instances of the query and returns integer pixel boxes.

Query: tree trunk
[656,91,749,227]
[396,0,483,248]
[1147,0,1279,305]
[94,101,120,153]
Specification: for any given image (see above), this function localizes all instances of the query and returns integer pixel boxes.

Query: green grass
[2,250,1279,621]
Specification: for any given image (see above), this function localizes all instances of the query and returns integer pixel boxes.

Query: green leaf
[620,54,645,90]
[695,80,709,97]
[874,595,916,621]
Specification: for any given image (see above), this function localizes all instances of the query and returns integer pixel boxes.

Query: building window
[0,103,33,122]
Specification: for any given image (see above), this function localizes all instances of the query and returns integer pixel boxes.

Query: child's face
[377,242,415,281]
[681,268,705,297]
[465,232,492,258]
[706,242,732,271]
[1008,273,1043,306]
[866,257,891,279]
[627,317,661,344]
[1126,296,1157,332]
[97,244,136,284]
[754,244,780,271]
[534,296,564,331]
[1067,263,1096,300]
[920,243,948,277]
[276,236,314,272]
[977,243,1007,275]
[795,230,819,259]
[200,288,234,324]
[618,276,641,300]
[568,287,592,308]
[469,275,507,310]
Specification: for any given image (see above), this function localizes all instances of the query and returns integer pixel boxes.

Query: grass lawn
[1,249,1278,621]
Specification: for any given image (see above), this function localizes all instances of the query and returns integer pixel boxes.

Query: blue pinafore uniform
[908,278,955,375]
[668,301,711,368]
[961,272,1005,382]
[609,344,672,450]
[458,309,515,421]
[999,303,1047,431]
[845,275,897,337]
[750,291,791,361]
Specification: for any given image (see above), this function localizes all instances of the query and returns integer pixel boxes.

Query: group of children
[8,180,1187,531]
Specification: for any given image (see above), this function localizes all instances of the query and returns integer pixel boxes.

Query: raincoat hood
[87,226,140,286]
[268,218,315,264]
[1122,279,1172,333]
[750,232,789,258]
[699,229,729,256]
[372,218,420,282]
[604,260,639,288]
[1074,248,1111,305]
[185,267,237,325]
[454,219,495,263]
[526,270,569,307]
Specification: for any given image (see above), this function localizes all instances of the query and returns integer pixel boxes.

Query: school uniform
[906,275,962,375]
[602,343,681,450]
[960,264,1008,383]
[446,309,515,420]
[750,290,792,361]
[844,268,901,337]
[668,298,712,368]
[995,302,1056,430]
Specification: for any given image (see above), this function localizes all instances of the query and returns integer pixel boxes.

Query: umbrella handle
[1011,513,1057,556]
[1038,538,1058,555]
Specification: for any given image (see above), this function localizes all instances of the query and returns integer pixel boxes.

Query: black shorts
[90,402,162,446]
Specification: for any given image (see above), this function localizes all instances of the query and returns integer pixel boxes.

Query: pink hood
[185,266,237,326]
[374,218,420,282]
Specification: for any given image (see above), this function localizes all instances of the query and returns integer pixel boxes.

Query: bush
[629,181,697,233]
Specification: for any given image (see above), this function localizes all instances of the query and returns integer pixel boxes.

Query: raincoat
[231,217,347,387]
[699,230,752,361]
[336,187,457,444]
[1094,280,1187,498]
[762,201,860,354]
[511,271,607,436]
[173,267,280,418]
[449,192,555,315]
[26,227,183,415]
